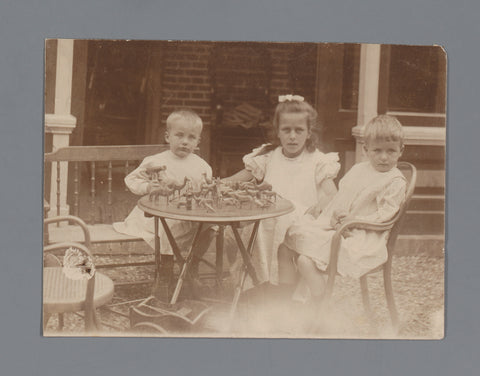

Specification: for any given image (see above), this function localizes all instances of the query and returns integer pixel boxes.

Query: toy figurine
[221,197,240,208]
[146,165,167,181]
[149,182,174,202]
[154,176,279,211]
[185,191,193,210]
[172,176,190,199]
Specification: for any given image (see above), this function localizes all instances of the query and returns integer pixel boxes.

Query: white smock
[113,150,212,254]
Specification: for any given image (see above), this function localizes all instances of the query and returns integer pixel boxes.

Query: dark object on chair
[43,215,114,333]
[324,162,417,330]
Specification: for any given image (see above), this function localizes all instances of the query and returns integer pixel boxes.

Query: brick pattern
[158,41,317,161]
[269,44,295,103]
[159,42,213,157]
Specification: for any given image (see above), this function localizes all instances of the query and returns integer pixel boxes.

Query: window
[388,45,446,113]
[379,45,446,127]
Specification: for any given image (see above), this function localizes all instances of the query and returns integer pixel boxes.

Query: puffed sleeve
[242,144,272,181]
[356,177,407,223]
[314,152,341,185]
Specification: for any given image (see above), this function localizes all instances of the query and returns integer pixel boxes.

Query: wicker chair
[324,162,417,330]
[43,215,114,333]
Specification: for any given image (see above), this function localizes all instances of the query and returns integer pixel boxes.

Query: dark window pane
[388,45,446,113]
[288,43,318,105]
[341,44,360,110]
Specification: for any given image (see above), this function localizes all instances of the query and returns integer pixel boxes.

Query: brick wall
[158,41,317,162]
[269,44,295,104]
[269,43,317,104]
[160,41,214,158]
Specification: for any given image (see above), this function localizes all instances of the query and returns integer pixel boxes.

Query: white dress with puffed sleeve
[233,145,340,287]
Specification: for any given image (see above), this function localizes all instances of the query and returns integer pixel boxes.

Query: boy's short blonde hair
[166,109,203,132]
[364,115,404,147]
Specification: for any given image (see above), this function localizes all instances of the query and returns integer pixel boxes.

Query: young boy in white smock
[114,109,216,297]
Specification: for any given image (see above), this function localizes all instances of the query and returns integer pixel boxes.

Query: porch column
[45,39,77,217]
[351,43,381,162]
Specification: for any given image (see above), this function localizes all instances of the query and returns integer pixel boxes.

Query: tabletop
[137,195,294,223]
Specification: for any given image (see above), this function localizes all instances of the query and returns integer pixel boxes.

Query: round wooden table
[137,195,294,324]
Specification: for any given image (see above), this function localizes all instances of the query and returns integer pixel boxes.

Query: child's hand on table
[147,181,161,193]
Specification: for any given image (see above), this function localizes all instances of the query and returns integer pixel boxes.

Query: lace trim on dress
[314,152,341,184]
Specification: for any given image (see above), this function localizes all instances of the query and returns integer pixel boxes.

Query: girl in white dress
[278,115,407,304]
[225,95,340,288]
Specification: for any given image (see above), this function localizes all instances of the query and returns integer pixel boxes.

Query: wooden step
[410,194,445,211]
[395,235,444,257]
[414,187,444,196]
[401,210,444,235]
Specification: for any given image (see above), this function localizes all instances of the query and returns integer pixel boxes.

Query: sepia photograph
[43,39,445,338]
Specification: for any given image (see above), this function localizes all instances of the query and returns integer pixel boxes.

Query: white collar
[279,147,306,162]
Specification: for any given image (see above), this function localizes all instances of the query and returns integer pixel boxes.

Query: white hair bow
[278,94,304,102]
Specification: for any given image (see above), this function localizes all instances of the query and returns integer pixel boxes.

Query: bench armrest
[44,215,91,248]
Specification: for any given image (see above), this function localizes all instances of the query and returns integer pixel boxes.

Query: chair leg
[360,275,374,323]
[84,278,99,332]
[84,308,100,332]
[383,262,399,330]
[43,313,52,330]
[58,313,64,330]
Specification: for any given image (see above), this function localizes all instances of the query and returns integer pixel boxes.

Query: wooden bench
[45,144,170,223]
[44,144,171,276]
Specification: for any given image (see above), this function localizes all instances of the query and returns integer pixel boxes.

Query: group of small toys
[146,166,277,212]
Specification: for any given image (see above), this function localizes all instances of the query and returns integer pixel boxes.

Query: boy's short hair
[364,115,404,146]
[166,109,203,132]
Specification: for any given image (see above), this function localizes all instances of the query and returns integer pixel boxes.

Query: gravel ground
[44,253,444,339]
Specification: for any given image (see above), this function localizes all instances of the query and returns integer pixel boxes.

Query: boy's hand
[330,209,349,228]
[139,169,151,181]
[147,181,161,193]
[305,203,322,218]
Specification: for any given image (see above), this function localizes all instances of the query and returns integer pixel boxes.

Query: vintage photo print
[44,40,445,338]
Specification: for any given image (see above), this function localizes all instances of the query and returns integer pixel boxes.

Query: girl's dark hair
[260,99,320,154]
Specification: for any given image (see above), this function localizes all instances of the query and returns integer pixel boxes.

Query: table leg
[170,223,204,304]
[152,217,161,294]
[229,220,260,327]
[152,217,174,300]
[159,217,186,263]
[215,225,225,289]
[231,222,260,285]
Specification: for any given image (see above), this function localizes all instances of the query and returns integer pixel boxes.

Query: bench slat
[45,144,170,162]
[48,224,143,244]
